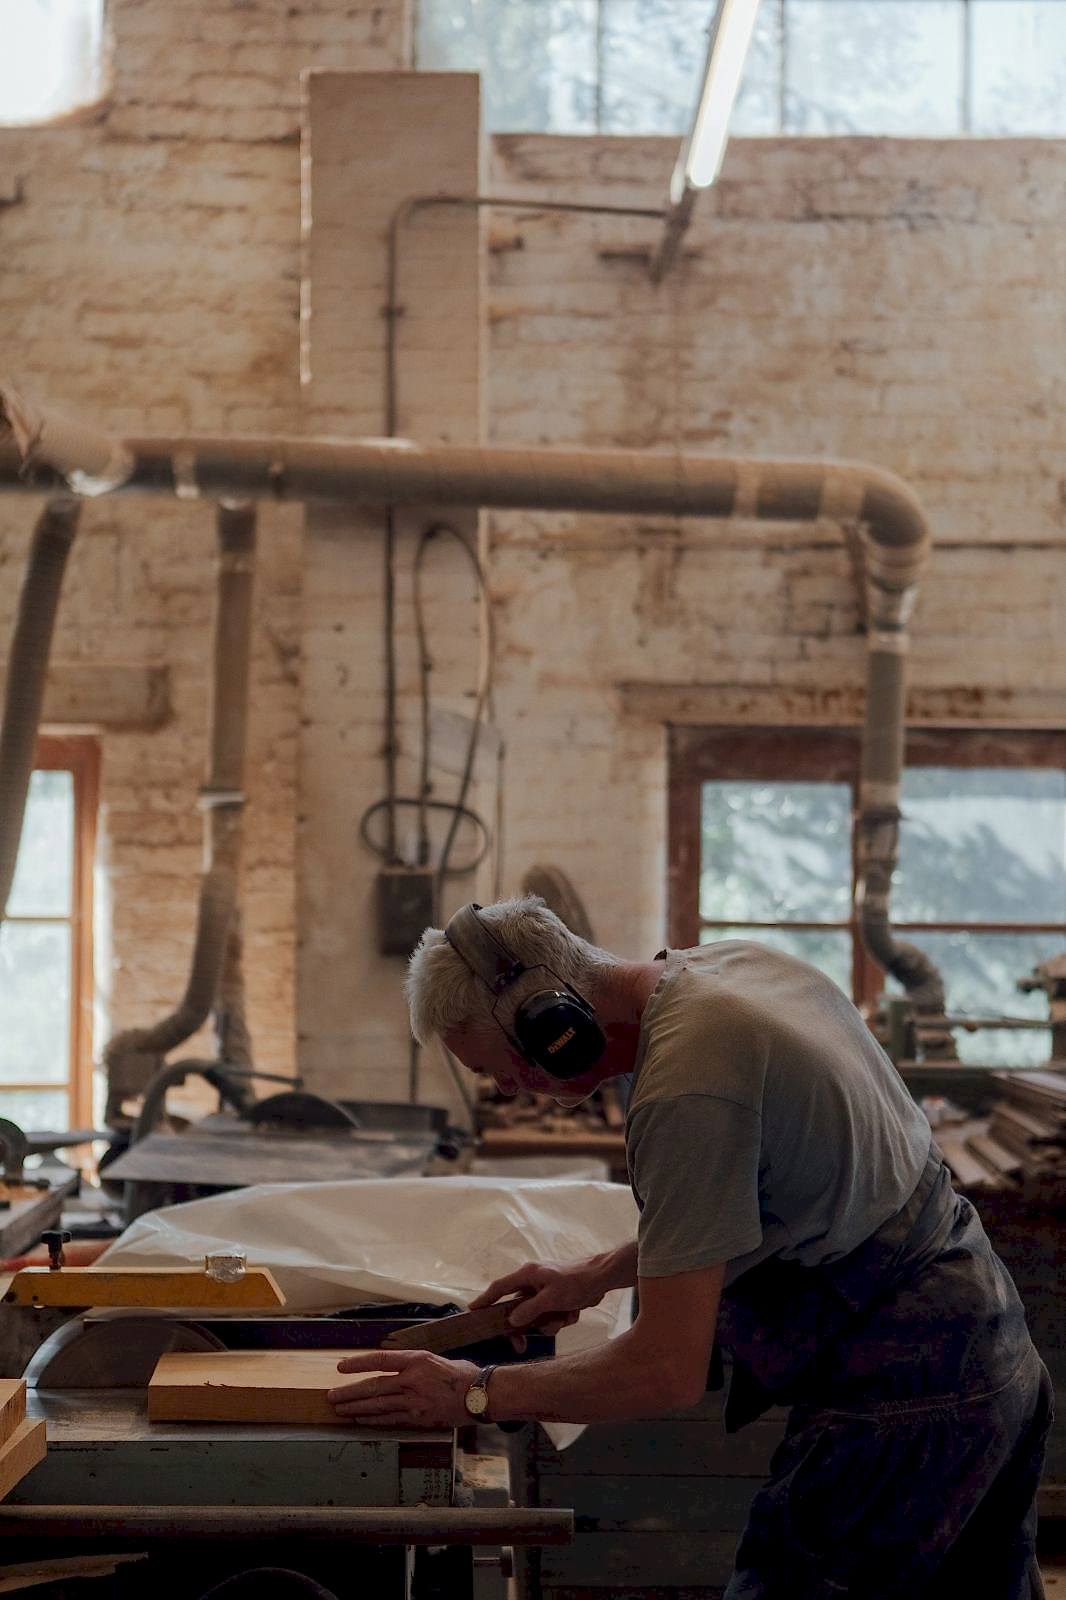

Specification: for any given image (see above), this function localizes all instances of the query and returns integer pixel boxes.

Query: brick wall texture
[1,1,1064,1097]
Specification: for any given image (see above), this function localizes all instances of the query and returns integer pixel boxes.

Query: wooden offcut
[5,1266,286,1310]
[148,1350,388,1428]
[0,1382,26,1452]
[0,1420,46,1503]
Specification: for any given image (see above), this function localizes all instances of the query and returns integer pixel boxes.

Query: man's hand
[470,1259,608,1334]
[328,1351,481,1429]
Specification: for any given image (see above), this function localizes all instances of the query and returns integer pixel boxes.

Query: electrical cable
[412,522,497,909]
[358,795,491,873]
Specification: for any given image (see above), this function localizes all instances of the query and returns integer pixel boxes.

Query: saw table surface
[104,1127,437,1187]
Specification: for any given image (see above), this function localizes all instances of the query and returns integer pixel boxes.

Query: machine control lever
[41,1231,72,1271]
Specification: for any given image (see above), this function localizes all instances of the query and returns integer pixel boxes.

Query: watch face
[465,1384,489,1417]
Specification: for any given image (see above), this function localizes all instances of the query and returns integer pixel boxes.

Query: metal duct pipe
[205,502,257,1073]
[0,385,940,1013]
[0,497,81,921]
[102,503,259,1125]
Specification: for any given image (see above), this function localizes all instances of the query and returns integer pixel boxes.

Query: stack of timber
[938,1069,1066,1199]
[0,1381,45,1502]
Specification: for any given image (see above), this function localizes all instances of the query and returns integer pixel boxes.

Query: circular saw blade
[25,1314,226,1389]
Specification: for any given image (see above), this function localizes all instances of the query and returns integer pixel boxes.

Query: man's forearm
[486,1324,695,1425]
[584,1240,639,1296]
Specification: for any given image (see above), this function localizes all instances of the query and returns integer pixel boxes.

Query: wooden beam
[619,681,1066,730]
[0,663,171,730]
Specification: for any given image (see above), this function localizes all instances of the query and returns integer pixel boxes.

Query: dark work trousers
[720,1155,1053,1599]
[724,1341,1052,1599]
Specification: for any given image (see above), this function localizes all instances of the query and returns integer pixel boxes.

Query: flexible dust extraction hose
[0,497,81,922]
[0,384,943,1016]
[102,502,258,1125]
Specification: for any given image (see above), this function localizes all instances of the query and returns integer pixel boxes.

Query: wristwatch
[464,1364,497,1418]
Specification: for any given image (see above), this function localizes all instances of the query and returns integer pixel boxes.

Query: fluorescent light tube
[674,0,762,200]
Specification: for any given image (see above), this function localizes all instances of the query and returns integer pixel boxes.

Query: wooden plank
[5,1267,286,1310]
[0,1554,146,1593]
[0,1422,46,1503]
[939,1136,1002,1191]
[966,1133,1023,1179]
[148,1350,391,1428]
[0,1383,25,1453]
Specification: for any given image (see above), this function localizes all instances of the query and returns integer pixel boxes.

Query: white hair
[405,894,620,1046]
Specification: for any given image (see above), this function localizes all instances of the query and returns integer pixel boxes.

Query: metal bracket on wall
[0,177,25,213]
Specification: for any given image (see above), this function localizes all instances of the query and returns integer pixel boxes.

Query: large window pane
[971,0,1066,134]
[785,0,964,134]
[416,0,598,132]
[895,768,1066,925]
[0,922,71,1084]
[700,923,852,992]
[0,1089,70,1132]
[732,0,784,135]
[601,0,709,134]
[700,780,852,922]
[888,931,1063,1064]
[7,770,74,917]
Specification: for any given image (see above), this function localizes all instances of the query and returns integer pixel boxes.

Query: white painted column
[299,72,485,1107]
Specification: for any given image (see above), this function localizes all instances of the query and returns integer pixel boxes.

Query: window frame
[1,735,99,1129]
[668,725,1066,1015]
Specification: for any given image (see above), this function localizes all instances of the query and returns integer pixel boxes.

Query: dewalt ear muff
[443,903,607,1081]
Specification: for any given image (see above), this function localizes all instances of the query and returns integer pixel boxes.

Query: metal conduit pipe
[205,502,257,1075]
[0,497,81,921]
[102,503,259,1125]
[0,385,943,1014]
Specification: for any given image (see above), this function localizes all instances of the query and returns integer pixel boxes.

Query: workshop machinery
[103,1079,465,1223]
[0,1259,570,1599]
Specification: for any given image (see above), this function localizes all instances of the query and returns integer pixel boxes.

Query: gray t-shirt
[627,942,931,1284]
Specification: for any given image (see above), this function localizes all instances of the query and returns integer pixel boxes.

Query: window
[0,0,105,127]
[669,727,1066,1064]
[0,736,99,1130]
[416,0,1066,137]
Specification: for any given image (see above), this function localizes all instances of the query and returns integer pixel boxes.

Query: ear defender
[443,904,608,1082]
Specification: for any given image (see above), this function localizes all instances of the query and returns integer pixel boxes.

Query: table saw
[0,1274,569,1599]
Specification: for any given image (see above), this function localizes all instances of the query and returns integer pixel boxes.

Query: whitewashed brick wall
[1,2,1063,1098]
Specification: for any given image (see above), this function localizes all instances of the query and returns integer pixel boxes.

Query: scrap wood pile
[937,1069,1066,1197]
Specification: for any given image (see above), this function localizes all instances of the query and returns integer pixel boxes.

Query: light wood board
[148,1350,390,1428]
[0,1383,26,1453]
[5,1266,286,1310]
[0,1554,146,1593]
[0,1421,45,1502]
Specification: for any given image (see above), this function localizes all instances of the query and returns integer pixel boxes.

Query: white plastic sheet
[101,1175,639,1448]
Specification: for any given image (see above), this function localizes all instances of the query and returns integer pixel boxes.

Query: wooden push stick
[3,1266,286,1310]
[381,1296,559,1352]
